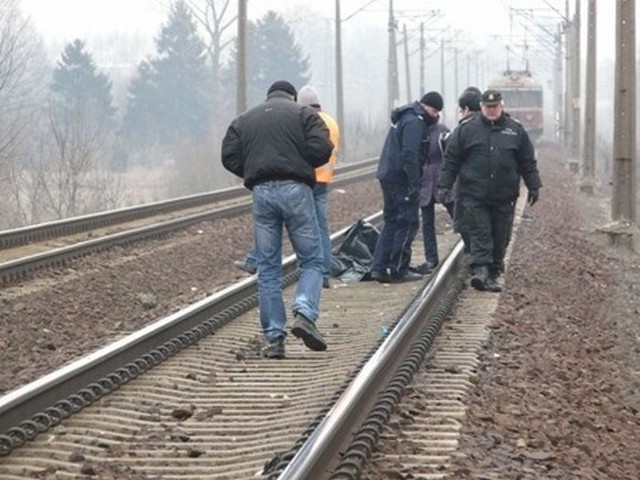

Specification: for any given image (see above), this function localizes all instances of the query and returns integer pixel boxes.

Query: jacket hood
[390,101,424,124]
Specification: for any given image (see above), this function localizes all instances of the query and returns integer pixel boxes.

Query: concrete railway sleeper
[0,218,472,479]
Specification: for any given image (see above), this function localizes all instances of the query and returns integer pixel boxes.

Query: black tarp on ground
[330,219,379,283]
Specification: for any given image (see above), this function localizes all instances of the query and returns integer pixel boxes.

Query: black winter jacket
[221,91,333,189]
[376,102,429,195]
[438,113,542,204]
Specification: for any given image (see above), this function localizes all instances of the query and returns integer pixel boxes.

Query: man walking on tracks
[221,80,334,358]
[233,85,340,290]
[436,89,542,292]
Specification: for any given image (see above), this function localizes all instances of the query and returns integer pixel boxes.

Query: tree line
[0,0,310,229]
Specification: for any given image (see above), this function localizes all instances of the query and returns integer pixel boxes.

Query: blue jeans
[421,199,455,265]
[313,183,331,281]
[252,181,324,342]
[245,183,331,282]
[372,182,420,278]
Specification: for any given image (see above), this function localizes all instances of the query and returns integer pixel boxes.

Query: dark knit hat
[420,91,444,111]
[458,90,481,111]
[267,80,297,100]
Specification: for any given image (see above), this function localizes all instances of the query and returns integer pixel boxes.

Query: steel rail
[0,212,383,449]
[0,158,377,249]
[0,164,377,286]
[273,241,465,479]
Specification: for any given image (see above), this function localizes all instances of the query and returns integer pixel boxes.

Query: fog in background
[0,0,630,229]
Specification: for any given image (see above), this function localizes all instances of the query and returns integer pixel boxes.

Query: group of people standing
[371,86,541,293]
[221,79,541,359]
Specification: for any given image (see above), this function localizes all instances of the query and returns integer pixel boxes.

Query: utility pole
[387,0,399,114]
[555,24,564,142]
[335,0,345,160]
[612,0,636,225]
[453,47,459,101]
[403,24,412,103]
[236,0,247,114]
[440,38,445,102]
[419,23,425,95]
[581,0,596,192]
[569,0,581,167]
[563,0,574,152]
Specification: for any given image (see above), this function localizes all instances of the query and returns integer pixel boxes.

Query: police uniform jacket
[438,112,542,204]
[376,101,428,195]
[221,91,333,189]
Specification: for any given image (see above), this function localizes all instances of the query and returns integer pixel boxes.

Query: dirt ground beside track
[443,144,640,479]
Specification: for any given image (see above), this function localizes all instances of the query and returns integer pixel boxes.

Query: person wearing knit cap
[235,85,341,290]
[222,80,334,358]
[298,86,340,288]
[420,91,444,112]
[370,91,444,283]
[411,91,453,275]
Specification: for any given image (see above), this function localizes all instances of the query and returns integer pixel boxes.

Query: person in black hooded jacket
[370,92,443,283]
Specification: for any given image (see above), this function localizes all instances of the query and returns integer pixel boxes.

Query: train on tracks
[488,69,544,141]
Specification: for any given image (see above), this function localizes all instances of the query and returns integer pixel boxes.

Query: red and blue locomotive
[488,69,544,141]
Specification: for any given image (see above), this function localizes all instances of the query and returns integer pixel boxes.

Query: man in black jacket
[436,89,542,291]
[221,80,333,358]
[370,93,445,283]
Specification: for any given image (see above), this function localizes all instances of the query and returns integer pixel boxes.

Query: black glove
[435,187,450,204]
[527,189,539,206]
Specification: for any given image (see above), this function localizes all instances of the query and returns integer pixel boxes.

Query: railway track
[0,159,377,287]
[0,219,469,479]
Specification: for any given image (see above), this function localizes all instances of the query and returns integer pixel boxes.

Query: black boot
[485,275,503,292]
[470,265,489,291]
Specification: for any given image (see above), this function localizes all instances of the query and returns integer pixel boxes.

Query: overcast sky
[19,0,617,61]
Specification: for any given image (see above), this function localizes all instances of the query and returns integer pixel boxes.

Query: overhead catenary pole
[612,0,636,223]
[419,22,425,95]
[236,0,247,114]
[581,0,596,188]
[335,0,345,160]
[440,38,445,102]
[387,0,399,113]
[555,24,564,141]
[403,24,411,103]
[563,5,573,148]
[570,0,581,163]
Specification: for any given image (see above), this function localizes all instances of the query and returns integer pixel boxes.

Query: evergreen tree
[223,11,310,110]
[39,39,118,218]
[50,39,116,123]
[122,0,211,152]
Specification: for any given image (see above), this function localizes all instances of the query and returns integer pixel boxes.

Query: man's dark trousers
[463,197,515,276]
[372,183,420,278]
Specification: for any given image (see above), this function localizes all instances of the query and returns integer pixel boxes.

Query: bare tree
[0,0,48,228]
[22,39,122,221]
[186,0,236,132]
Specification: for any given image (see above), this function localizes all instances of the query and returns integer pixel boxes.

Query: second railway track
[0,160,377,287]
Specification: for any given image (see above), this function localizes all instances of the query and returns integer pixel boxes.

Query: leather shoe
[291,314,327,351]
[390,271,423,283]
[485,276,503,292]
[261,337,285,359]
[370,270,391,283]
